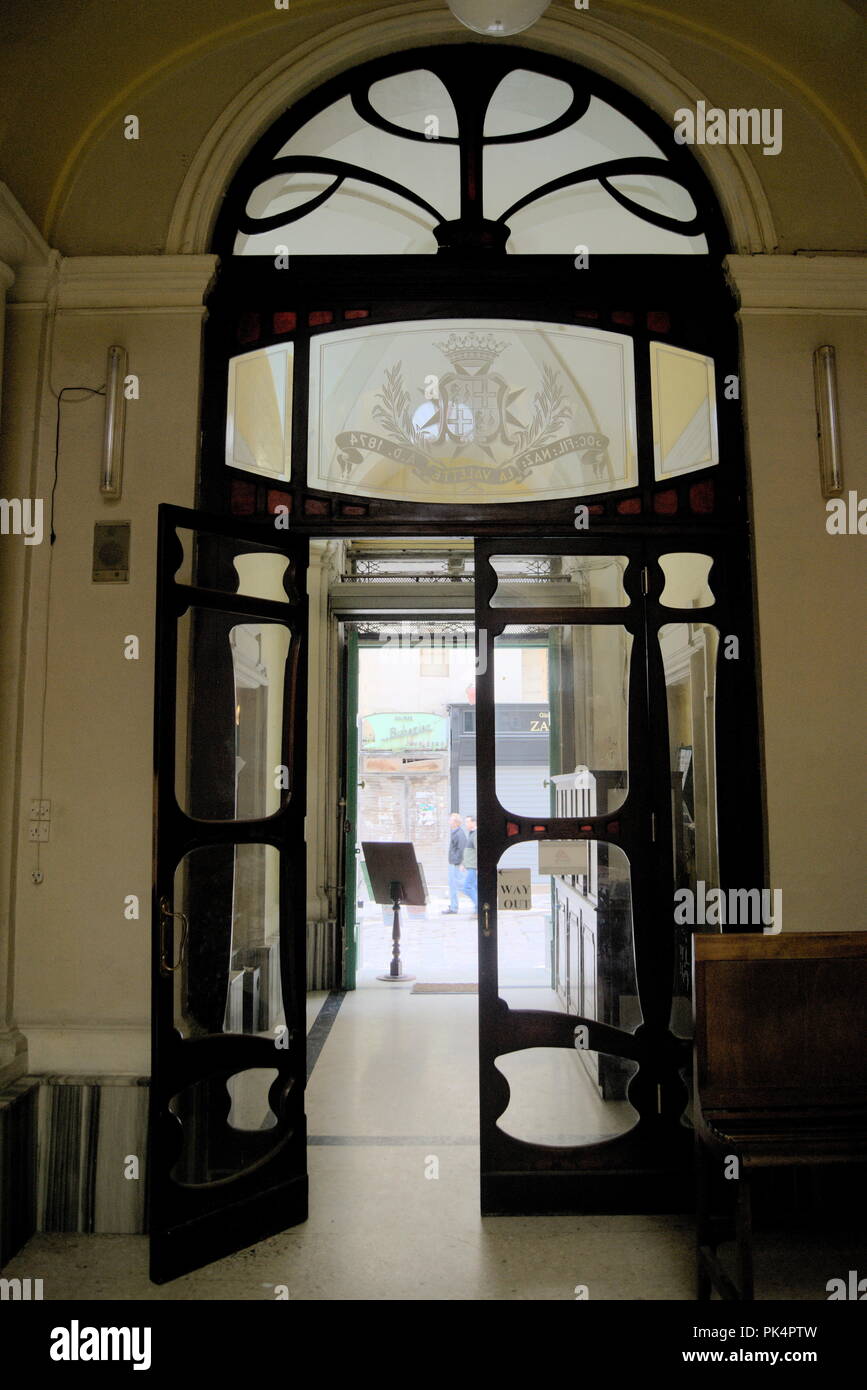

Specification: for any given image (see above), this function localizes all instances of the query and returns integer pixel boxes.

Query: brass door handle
[482,902,492,938]
[159,896,188,975]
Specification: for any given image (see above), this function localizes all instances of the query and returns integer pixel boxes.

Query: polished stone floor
[5,987,864,1300]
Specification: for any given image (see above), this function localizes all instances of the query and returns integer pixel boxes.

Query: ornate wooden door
[149,504,309,1282]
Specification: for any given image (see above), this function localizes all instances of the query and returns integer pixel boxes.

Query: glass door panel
[659,620,720,1040]
[494,624,631,818]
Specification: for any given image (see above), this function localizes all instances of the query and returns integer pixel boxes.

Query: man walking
[463,816,478,915]
[443,812,466,915]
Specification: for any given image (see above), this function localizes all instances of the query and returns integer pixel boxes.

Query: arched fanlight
[446,0,551,36]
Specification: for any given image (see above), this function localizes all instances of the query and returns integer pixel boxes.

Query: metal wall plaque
[92,522,130,582]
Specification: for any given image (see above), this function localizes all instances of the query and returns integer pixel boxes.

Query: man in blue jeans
[463,816,478,916]
[443,812,467,914]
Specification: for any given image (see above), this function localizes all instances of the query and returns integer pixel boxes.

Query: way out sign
[497,869,531,911]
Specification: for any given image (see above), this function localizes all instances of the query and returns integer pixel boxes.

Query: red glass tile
[647,311,670,333]
[266,490,292,515]
[273,312,297,334]
[617,497,641,515]
[653,489,678,514]
[344,309,370,320]
[237,313,260,345]
[580,824,593,834]
[588,504,605,516]
[532,825,546,834]
[607,821,620,836]
[303,497,329,516]
[308,310,333,327]
[229,481,256,515]
[690,480,715,514]
[506,821,519,837]
[611,310,635,326]
[575,309,600,320]
[341,504,367,516]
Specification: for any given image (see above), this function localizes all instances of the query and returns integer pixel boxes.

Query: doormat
[411,983,478,994]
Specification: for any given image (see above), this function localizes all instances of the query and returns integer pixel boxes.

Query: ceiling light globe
[446,1,551,37]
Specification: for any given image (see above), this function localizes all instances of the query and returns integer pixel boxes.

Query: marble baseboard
[0,1078,38,1266]
[36,1075,149,1235]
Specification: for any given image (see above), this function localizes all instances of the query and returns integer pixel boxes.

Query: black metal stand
[377,879,415,982]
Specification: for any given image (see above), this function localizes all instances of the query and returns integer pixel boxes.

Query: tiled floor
[4,985,864,1300]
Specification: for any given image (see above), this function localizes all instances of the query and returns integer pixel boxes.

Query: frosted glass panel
[226,343,293,480]
[484,69,573,136]
[308,319,637,504]
[659,553,715,609]
[651,342,718,479]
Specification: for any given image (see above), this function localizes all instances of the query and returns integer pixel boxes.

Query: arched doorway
[149,44,763,1281]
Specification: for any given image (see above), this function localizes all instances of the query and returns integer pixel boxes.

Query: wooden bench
[693,931,867,1300]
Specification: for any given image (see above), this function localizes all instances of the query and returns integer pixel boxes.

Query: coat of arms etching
[334,331,612,491]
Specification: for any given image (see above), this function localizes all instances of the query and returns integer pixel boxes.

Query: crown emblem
[434,332,508,375]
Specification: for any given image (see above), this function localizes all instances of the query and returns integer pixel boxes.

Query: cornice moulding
[57,255,219,309]
[725,254,867,312]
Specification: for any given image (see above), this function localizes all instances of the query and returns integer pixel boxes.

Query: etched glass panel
[226,343,293,480]
[308,319,637,504]
[651,342,718,479]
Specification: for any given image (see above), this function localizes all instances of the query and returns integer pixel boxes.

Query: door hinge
[651,812,657,842]
[641,565,649,596]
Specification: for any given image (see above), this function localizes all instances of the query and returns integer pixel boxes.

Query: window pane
[490,554,629,607]
[651,342,718,479]
[496,839,642,1027]
[176,611,292,820]
[308,319,637,504]
[494,1047,638,1147]
[494,625,631,817]
[660,622,719,1040]
[226,343,292,480]
[172,843,285,1040]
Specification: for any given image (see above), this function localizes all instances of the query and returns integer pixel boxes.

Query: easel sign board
[361,842,427,906]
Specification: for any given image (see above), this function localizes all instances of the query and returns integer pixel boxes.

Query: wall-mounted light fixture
[813,345,844,499]
[100,344,127,499]
[446,0,551,36]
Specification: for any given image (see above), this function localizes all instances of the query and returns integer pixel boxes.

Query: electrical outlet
[30,799,51,820]
[28,822,49,842]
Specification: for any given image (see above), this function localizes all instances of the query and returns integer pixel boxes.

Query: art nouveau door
[473,535,754,1212]
[148,504,309,1283]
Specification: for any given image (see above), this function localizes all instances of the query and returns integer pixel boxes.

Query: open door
[149,504,309,1283]
[474,537,761,1212]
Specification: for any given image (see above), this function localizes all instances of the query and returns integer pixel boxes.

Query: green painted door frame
[341,626,360,988]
